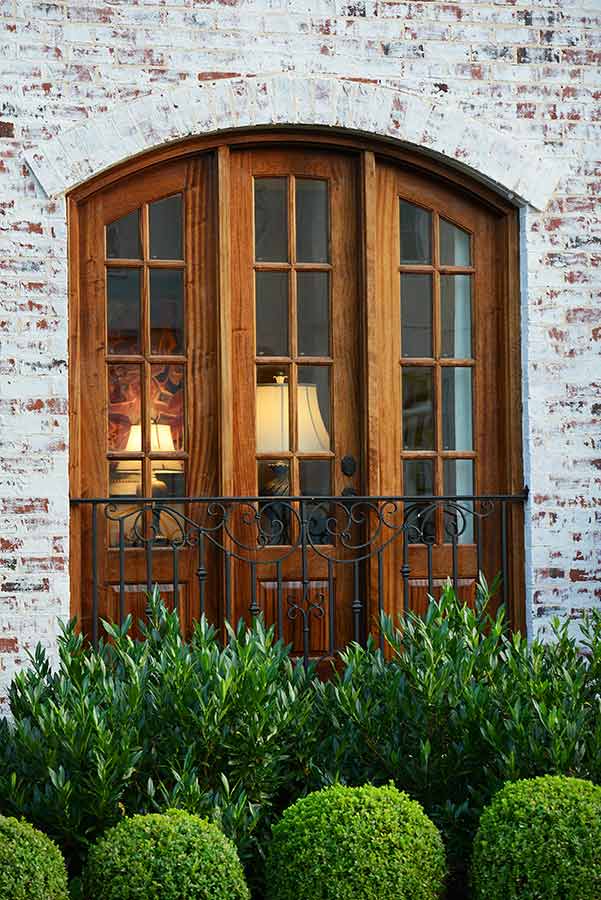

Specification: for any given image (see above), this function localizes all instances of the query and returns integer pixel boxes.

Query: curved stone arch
[25,75,561,211]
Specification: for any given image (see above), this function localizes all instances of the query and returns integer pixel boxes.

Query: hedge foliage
[472,776,601,900]
[267,784,446,900]
[2,581,601,896]
[84,809,249,900]
[0,815,68,900]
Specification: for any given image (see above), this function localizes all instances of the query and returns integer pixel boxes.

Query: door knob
[341,455,357,477]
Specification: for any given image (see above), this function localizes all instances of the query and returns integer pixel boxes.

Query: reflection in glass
[403,459,435,544]
[400,201,431,264]
[108,364,141,451]
[441,275,472,358]
[256,368,289,453]
[149,194,183,260]
[442,367,473,451]
[440,219,471,266]
[300,459,332,545]
[109,459,142,498]
[402,367,434,450]
[404,459,433,496]
[151,460,185,543]
[108,459,142,547]
[296,179,329,263]
[255,178,288,263]
[150,364,185,451]
[107,209,141,259]
[297,271,329,357]
[300,458,331,496]
[444,459,474,543]
[151,459,185,497]
[401,273,432,358]
[107,268,141,354]
[256,272,288,356]
[298,366,330,452]
[150,269,184,355]
[258,460,290,544]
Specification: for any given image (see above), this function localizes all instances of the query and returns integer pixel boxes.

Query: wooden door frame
[68,129,525,633]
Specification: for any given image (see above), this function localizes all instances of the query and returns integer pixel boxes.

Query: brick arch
[25,75,560,211]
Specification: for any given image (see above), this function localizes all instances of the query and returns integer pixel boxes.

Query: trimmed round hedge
[0,815,68,900]
[472,775,601,899]
[84,809,249,900]
[266,784,446,900]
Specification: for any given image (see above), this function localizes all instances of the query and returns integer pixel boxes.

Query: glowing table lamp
[256,373,330,455]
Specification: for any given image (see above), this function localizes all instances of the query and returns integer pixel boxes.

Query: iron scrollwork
[77,492,525,665]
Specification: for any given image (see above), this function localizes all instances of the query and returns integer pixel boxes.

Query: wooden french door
[71,135,523,644]
[373,159,508,620]
[228,147,362,653]
[75,156,220,637]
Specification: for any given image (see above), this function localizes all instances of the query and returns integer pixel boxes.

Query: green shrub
[0,589,314,892]
[472,775,601,899]
[266,784,446,900]
[84,809,249,900]
[310,579,598,883]
[5,583,601,896]
[0,815,68,900]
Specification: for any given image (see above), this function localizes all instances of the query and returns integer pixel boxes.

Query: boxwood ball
[266,784,446,900]
[84,809,249,900]
[472,775,601,900]
[0,815,68,900]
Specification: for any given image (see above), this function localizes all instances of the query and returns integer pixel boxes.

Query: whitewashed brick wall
[0,0,600,712]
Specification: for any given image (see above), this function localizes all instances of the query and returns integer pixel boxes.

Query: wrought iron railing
[71,492,527,665]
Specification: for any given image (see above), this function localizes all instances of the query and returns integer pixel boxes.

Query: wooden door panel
[77,155,219,638]
[373,158,506,620]
[228,147,361,655]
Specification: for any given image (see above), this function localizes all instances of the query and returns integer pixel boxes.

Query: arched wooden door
[70,135,524,647]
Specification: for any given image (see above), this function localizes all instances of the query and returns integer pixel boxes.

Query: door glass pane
[402,367,434,450]
[150,364,185,452]
[151,460,185,543]
[107,210,141,259]
[109,459,142,499]
[150,269,184,355]
[256,271,289,357]
[300,460,332,544]
[258,461,290,544]
[107,268,141,355]
[298,366,330,452]
[297,271,329,357]
[440,219,471,266]
[444,459,474,543]
[152,459,185,497]
[255,178,288,262]
[108,460,142,547]
[404,459,433,496]
[400,201,431,264]
[401,273,432,358]
[441,275,472,358]
[108,364,141,451]
[149,194,183,260]
[300,459,331,496]
[256,368,289,453]
[442,367,473,451]
[296,179,329,263]
[403,459,435,544]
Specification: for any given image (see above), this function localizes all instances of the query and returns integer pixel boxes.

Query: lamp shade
[255,378,330,454]
[123,423,176,453]
[115,423,178,476]
[297,383,330,452]
[256,382,289,453]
